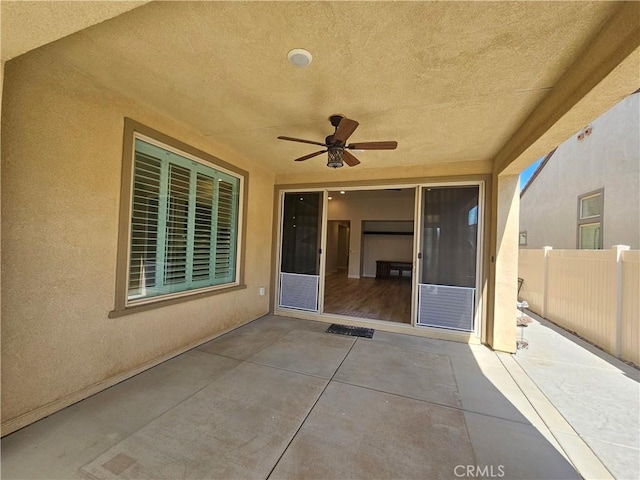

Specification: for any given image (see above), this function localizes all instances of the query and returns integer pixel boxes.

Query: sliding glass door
[278,192,323,312]
[416,186,480,331]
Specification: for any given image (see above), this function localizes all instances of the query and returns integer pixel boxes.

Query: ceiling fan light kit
[327,148,344,168]
[277,114,398,168]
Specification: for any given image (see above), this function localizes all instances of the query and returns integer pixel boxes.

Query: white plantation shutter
[164,164,190,285]
[215,179,236,282]
[127,138,240,302]
[193,173,215,281]
[128,154,161,298]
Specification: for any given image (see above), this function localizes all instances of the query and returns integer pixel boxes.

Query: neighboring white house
[519,91,640,250]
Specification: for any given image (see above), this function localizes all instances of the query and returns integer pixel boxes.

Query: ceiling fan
[277,114,398,168]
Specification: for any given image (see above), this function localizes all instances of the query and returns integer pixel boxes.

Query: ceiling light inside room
[287,48,312,67]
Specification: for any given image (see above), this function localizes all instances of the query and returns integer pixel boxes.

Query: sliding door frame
[274,188,328,315]
[413,180,485,337]
[272,179,487,344]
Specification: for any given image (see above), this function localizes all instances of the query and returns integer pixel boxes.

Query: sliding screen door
[279,192,323,312]
[417,186,479,331]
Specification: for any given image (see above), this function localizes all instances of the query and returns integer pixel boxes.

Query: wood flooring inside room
[323,271,411,324]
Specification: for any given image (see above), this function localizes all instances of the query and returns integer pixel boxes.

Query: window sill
[108,284,247,318]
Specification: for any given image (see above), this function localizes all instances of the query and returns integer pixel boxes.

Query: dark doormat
[327,324,374,338]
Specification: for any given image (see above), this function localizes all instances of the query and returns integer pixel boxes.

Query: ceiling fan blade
[342,150,361,167]
[294,150,327,162]
[334,118,359,143]
[347,141,398,150]
[278,136,327,147]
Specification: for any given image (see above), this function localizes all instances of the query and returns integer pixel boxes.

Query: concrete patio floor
[0,314,621,479]
[514,311,640,480]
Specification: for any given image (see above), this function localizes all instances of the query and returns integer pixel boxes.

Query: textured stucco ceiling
[3,1,635,177]
[0,1,149,61]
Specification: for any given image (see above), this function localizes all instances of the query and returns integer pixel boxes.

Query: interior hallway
[323,271,412,323]
[1,314,592,480]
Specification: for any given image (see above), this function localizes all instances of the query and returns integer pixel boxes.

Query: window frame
[110,119,248,318]
[576,188,604,249]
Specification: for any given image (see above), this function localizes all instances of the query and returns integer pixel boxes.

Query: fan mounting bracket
[329,114,345,128]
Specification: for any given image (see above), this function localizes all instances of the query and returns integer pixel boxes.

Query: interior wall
[337,224,349,269]
[326,221,349,274]
[327,191,415,278]
[326,221,339,274]
[362,235,414,277]
[1,46,275,433]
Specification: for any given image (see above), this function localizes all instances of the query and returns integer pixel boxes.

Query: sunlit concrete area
[515,311,640,480]
[2,314,621,480]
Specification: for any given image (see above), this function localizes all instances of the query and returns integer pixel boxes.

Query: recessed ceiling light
[287,48,312,67]
[340,191,346,195]
[328,196,333,200]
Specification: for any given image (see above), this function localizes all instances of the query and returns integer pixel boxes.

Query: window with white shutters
[127,137,241,302]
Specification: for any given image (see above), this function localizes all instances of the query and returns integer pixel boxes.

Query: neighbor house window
[112,119,246,315]
[577,189,603,249]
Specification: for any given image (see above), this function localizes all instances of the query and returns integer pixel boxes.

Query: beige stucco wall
[1,47,275,433]
[276,160,493,186]
[520,93,640,250]
[1,1,149,62]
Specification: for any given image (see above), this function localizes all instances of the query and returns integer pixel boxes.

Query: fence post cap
[612,245,630,262]
[612,245,630,251]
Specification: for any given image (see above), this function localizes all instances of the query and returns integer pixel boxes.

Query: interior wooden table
[375,260,413,279]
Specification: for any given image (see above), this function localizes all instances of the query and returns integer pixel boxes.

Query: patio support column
[488,173,519,353]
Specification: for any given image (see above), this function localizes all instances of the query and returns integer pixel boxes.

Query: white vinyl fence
[519,246,639,365]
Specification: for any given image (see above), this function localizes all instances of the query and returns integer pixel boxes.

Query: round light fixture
[340,191,346,195]
[287,48,313,67]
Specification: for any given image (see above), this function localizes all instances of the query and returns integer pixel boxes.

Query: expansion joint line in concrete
[265,336,360,479]
[497,353,614,480]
